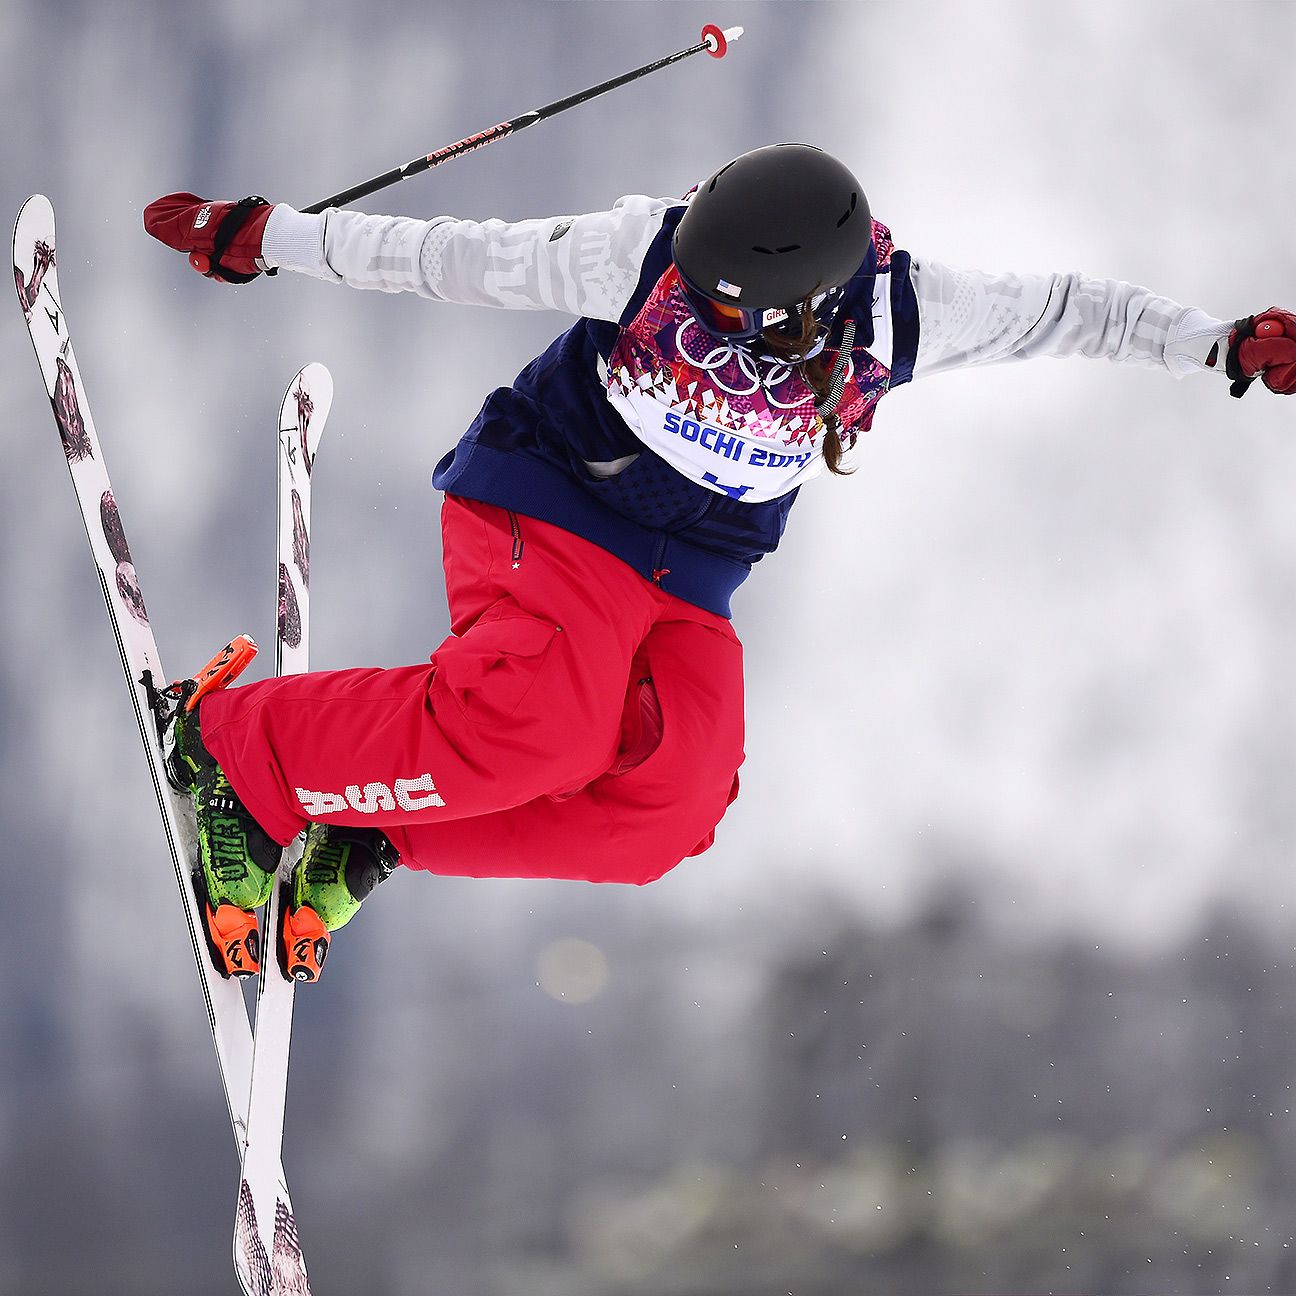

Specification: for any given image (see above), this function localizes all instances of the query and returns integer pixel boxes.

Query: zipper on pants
[650,533,669,586]
[506,510,525,568]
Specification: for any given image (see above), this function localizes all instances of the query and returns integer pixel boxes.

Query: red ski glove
[1224,308,1296,398]
[143,192,276,284]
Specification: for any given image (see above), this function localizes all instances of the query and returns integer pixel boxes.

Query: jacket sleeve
[260,196,674,323]
[907,255,1233,382]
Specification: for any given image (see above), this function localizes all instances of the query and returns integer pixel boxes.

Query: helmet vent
[707,160,739,193]
[752,244,801,255]
[836,192,859,228]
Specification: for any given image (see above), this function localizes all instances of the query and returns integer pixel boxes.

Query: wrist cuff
[261,206,327,274]
[1163,307,1232,378]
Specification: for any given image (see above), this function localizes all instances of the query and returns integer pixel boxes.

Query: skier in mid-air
[145,144,1296,983]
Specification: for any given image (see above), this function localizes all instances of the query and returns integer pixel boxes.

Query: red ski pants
[201,496,745,884]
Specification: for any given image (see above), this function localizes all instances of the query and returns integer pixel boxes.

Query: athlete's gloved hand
[1225,308,1296,398]
[143,193,277,284]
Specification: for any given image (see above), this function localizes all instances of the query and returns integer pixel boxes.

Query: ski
[235,363,332,1296]
[12,194,302,1284]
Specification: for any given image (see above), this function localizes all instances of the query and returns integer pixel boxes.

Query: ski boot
[278,824,398,982]
[154,636,280,978]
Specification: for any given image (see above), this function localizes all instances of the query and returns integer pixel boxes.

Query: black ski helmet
[673,143,873,315]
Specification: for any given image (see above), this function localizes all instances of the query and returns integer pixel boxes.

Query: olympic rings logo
[674,318,772,395]
[672,317,854,411]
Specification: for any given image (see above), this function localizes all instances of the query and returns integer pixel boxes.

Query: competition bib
[604,381,824,501]
[604,263,893,504]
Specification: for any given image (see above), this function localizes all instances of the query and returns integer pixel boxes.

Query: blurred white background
[3,3,1295,1293]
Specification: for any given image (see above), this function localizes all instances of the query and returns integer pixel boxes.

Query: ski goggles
[677,272,840,344]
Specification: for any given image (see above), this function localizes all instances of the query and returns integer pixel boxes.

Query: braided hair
[757,300,854,476]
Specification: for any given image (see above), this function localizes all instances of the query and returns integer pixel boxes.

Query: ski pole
[301,23,744,214]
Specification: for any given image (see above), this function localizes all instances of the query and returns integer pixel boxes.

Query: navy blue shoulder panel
[822,239,881,349]
[887,250,919,388]
[584,203,687,360]
[623,204,687,325]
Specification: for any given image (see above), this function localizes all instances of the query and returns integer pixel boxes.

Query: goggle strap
[815,317,856,421]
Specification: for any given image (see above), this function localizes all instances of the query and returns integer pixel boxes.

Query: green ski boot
[159,638,280,978]
[278,824,398,982]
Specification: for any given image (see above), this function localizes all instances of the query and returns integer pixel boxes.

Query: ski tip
[13,194,54,247]
[16,193,53,223]
[281,362,334,465]
[14,195,58,317]
[297,362,334,425]
[286,361,332,396]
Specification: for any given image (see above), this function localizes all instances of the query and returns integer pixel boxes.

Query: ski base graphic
[14,194,319,1296]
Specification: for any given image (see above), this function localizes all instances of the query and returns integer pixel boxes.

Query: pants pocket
[432,598,559,723]
[608,674,663,776]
